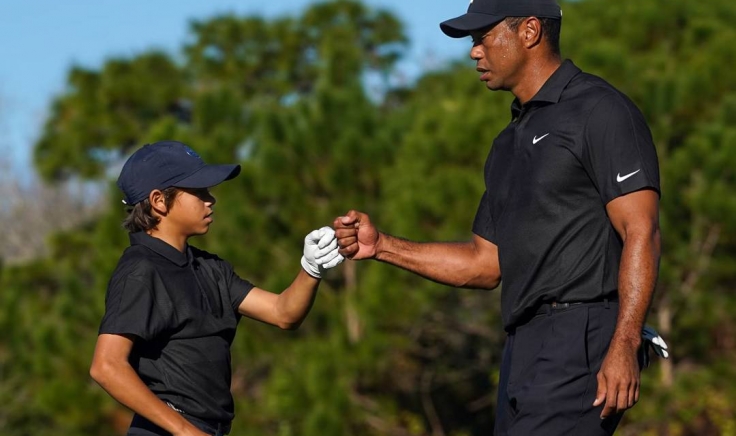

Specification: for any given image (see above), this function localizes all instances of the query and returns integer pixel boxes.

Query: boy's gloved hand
[301,226,344,279]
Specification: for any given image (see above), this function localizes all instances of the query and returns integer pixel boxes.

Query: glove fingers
[322,253,345,269]
[306,229,322,244]
[316,247,339,263]
[315,239,338,258]
[317,227,336,249]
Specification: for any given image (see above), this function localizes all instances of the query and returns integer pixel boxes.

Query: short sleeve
[583,93,661,205]
[472,191,497,243]
[99,276,166,341]
[221,260,254,312]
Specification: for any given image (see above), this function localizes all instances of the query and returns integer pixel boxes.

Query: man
[333,0,660,434]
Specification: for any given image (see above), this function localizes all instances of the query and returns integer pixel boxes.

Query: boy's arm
[90,334,209,436]
[238,227,342,329]
[238,270,320,330]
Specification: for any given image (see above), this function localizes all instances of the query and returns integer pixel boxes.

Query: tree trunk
[344,260,361,343]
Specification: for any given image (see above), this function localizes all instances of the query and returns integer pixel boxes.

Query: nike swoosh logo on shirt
[532,133,550,144]
[616,169,641,182]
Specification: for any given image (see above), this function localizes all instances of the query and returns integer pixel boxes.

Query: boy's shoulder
[189,245,222,261]
[110,245,162,279]
[189,246,247,282]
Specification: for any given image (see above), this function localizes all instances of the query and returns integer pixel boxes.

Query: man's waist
[532,293,618,316]
[507,292,619,331]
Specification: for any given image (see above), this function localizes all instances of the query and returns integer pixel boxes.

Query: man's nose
[470,45,483,61]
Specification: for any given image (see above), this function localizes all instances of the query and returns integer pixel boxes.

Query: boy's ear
[149,189,169,215]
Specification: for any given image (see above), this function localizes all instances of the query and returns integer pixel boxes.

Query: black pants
[494,301,625,435]
[127,413,230,436]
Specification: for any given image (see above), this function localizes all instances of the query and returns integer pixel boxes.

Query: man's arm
[89,334,208,436]
[594,189,661,418]
[334,210,501,290]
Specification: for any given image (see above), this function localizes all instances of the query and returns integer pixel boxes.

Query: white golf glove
[301,226,344,279]
[642,325,669,359]
[639,324,669,369]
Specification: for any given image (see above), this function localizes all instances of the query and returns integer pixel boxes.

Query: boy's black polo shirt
[473,60,660,330]
[99,232,254,422]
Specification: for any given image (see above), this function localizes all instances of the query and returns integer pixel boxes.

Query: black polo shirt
[99,232,254,422]
[473,60,660,330]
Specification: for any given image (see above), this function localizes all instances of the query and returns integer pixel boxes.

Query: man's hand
[593,340,641,419]
[301,226,344,279]
[333,210,380,260]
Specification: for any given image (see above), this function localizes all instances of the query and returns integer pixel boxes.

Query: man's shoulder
[565,71,643,116]
[567,71,621,99]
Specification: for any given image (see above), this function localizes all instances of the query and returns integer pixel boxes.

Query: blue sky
[0,1,470,178]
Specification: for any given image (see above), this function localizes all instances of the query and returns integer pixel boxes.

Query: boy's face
[166,187,217,237]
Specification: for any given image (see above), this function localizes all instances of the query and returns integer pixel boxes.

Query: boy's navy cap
[116,140,241,205]
[440,0,562,38]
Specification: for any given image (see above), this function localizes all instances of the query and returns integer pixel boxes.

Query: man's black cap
[440,0,562,38]
[116,140,241,205]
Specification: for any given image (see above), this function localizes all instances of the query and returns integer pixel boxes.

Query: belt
[187,415,231,436]
[533,295,618,317]
[167,402,231,435]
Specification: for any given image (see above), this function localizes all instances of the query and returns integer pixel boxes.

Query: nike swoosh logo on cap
[616,169,641,182]
[532,133,550,144]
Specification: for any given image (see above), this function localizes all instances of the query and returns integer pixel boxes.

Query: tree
[5,0,736,434]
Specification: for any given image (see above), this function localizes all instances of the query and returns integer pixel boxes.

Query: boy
[90,140,343,436]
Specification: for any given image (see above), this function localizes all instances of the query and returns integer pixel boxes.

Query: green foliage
[3,0,736,434]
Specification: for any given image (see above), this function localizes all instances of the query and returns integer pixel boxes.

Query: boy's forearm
[92,360,195,435]
[273,269,321,329]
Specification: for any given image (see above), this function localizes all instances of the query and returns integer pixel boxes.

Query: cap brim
[440,13,505,38]
[173,164,241,189]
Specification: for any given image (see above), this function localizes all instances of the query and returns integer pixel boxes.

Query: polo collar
[129,232,189,267]
[511,59,581,118]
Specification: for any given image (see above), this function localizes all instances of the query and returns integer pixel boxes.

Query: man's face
[469,19,526,92]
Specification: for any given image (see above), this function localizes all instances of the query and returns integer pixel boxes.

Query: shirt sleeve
[582,92,661,205]
[221,259,254,312]
[98,275,168,341]
[472,191,497,243]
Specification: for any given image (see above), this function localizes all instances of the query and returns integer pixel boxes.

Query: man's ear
[521,17,543,49]
[149,189,168,216]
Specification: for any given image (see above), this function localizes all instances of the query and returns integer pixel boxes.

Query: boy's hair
[123,187,180,233]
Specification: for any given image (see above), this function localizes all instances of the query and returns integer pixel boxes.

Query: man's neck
[512,56,563,105]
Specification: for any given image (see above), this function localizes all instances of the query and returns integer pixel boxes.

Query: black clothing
[100,232,254,422]
[494,302,624,435]
[472,60,660,330]
[128,413,230,436]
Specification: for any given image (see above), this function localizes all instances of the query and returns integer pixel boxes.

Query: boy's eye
[184,188,210,199]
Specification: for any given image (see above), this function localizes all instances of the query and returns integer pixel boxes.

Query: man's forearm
[375,233,501,289]
[612,227,661,347]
